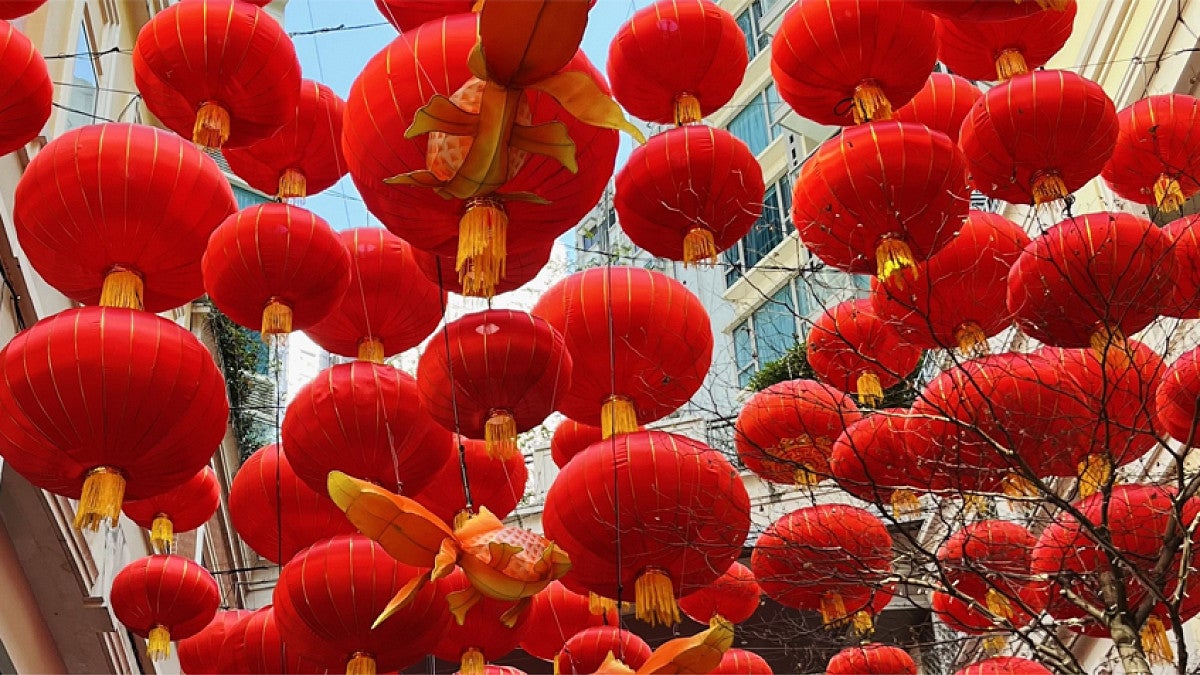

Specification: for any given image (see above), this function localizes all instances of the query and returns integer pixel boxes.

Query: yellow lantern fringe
[1077,454,1112,498]
[589,592,617,615]
[962,493,987,513]
[954,321,990,356]
[995,49,1029,80]
[856,372,884,407]
[459,648,485,675]
[552,654,561,675]
[457,198,508,295]
[279,168,308,200]
[1141,616,1173,664]
[100,267,145,310]
[357,338,385,364]
[635,568,680,626]
[601,396,638,440]
[1155,174,1186,213]
[150,514,174,554]
[261,299,294,337]
[875,237,916,286]
[682,228,718,267]
[819,592,847,627]
[1001,473,1038,499]
[74,467,126,532]
[983,635,1008,653]
[851,610,874,636]
[193,101,231,149]
[985,588,1014,621]
[1034,0,1069,9]
[851,80,892,124]
[347,651,377,675]
[485,410,518,460]
[1031,172,1069,204]
[147,625,171,661]
[891,489,921,518]
[675,92,702,126]
[1089,325,1130,369]
[794,466,821,487]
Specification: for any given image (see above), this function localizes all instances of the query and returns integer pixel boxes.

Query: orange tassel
[674,92,702,126]
[484,410,518,460]
[1077,454,1112,498]
[1141,616,1173,664]
[682,228,718,267]
[357,338,385,364]
[890,489,921,518]
[995,49,1029,80]
[634,567,680,627]
[459,648,485,675]
[74,466,126,532]
[601,396,638,439]
[851,80,892,124]
[875,237,916,286]
[99,266,145,310]
[278,168,307,201]
[147,625,171,661]
[1154,174,1186,213]
[346,652,377,675]
[954,321,990,356]
[1031,171,1069,204]
[856,372,884,407]
[193,101,231,149]
[457,198,508,297]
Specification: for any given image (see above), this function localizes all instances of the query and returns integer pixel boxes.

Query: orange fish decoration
[592,618,735,675]
[328,471,571,628]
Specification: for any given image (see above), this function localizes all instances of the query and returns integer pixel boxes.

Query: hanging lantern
[1102,94,1200,214]
[543,431,751,626]
[13,123,236,312]
[282,362,453,496]
[0,20,50,157]
[678,561,761,625]
[872,211,1030,354]
[274,534,449,675]
[829,409,927,515]
[110,555,219,661]
[711,649,773,675]
[892,72,981,142]
[826,644,917,675]
[412,436,528,527]
[0,308,228,531]
[550,420,604,469]
[771,0,937,125]
[202,204,351,340]
[216,607,331,675]
[935,2,1077,81]
[303,228,446,363]
[792,122,970,284]
[911,1,1068,22]
[556,626,653,675]
[0,2,46,18]
[806,299,923,406]
[1159,344,1200,447]
[531,267,713,438]
[607,0,747,125]
[413,243,553,300]
[954,657,1053,675]
[373,0,476,32]
[615,125,764,265]
[227,444,355,565]
[735,379,863,486]
[1163,215,1200,318]
[960,70,1117,204]
[223,79,347,200]
[132,0,301,148]
[518,581,615,662]
[416,309,572,460]
[751,504,895,633]
[433,570,532,675]
[123,467,220,554]
[178,609,252,675]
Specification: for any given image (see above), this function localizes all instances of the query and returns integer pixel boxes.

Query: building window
[233,185,271,209]
[735,1,769,59]
[66,18,101,129]
[731,281,805,388]
[725,85,790,158]
[724,174,794,286]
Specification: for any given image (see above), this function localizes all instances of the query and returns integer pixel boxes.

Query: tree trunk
[1109,617,1153,675]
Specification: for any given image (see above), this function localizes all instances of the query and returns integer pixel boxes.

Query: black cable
[434,259,474,515]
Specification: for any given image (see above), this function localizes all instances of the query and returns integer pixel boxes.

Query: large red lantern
[555,626,652,675]
[955,657,1053,675]
[531,267,713,438]
[13,123,236,312]
[751,504,895,632]
[110,555,219,661]
[433,570,531,675]
[806,299,923,406]
[677,561,761,625]
[303,228,446,363]
[133,0,301,148]
[417,309,571,459]
[412,436,528,527]
[123,466,220,554]
[1102,94,1200,213]
[711,649,772,674]
[550,420,604,469]
[518,581,615,662]
[792,122,969,283]
[202,204,351,338]
[960,70,1118,204]
[413,243,553,300]
[0,308,228,530]
[0,2,46,19]
[607,0,747,125]
[615,125,763,265]
[935,2,1076,81]
[1159,344,1200,446]
[826,644,917,675]
[735,379,862,485]
[829,409,927,514]
[892,72,981,143]
[274,534,449,674]
[1163,214,1200,318]
[771,0,937,125]
[911,1,1068,22]
[178,609,252,675]
[227,444,355,564]
[216,607,329,675]
[0,20,50,157]
[543,431,750,626]
[373,0,474,32]
[282,362,453,496]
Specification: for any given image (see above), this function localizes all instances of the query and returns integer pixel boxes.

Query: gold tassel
[459,648,485,675]
[1077,454,1112,498]
[261,298,294,337]
[346,652,377,675]
[147,625,171,661]
[891,489,921,518]
[819,592,848,627]
[982,635,1008,653]
[357,338,385,364]
[1001,473,1037,499]
[851,80,892,124]
[794,466,821,486]
[601,396,638,439]
[589,592,617,616]
[1034,0,1070,8]
[1141,616,1174,664]
[193,101,231,149]
[484,411,519,460]
[635,567,680,627]
[985,588,1014,621]
[995,49,1029,80]
[875,237,917,286]
[1155,174,1186,213]
[954,321,990,356]
[99,266,145,310]
[851,610,874,636]
[674,92,702,126]
[962,493,987,513]
[856,372,884,408]
[682,228,718,267]
[278,168,308,200]
[1031,171,1069,204]
[457,198,508,296]
[150,514,174,554]
[1089,325,1130,369]
[74,467,126,532]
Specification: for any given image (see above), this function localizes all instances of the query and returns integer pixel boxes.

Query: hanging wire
[435,259,475,517]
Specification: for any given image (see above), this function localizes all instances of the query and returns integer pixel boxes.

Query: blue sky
[283,0,652,231]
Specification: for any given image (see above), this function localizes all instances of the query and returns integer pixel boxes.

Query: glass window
[233,185,271,209]
[765,83,788,135]
[852,274,873,295]
[733,321,755,389]
[735,9,756,59]
[723,246,742,287]
[727,103,770,157]
[754,285,797,365]
[66,22,100,129]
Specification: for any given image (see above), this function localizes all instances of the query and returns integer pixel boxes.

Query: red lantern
[1163,214,1200,318]
[830,409,927,514]
[1102,94,1200,213]
[433,570,531,675]
[223,79,347,200]
[13,123,236,312]
[123,466,220,553]
[960,70,1117,204]
[1159,344,1200,446]
[110,555,219,661]
[892,72,981,143]
[735,379,863,485]
[202,204,351,337]
[133,0,301,148]
[771,0,937,125]
[227,444,355,564]
[615,125,763,265]
[806,299,923,406]
[531,267,713,438]
[954,657,1053,675]
[518,581,615,662]
[872,211,1030,353]
[282,362,453,496]
[607,0,747,125]
[792,122,970,283]
[711,648,772,675]
[1007,212,1174,352]
[0,308,228,530]
[303,228,446,363]
[274,534,449,674]
[555,626,652,675]
[178,609,251,675]
[910,1,1067,22]
[216,607,330,675]
[826,644,917,675]
[543,430,751,626]
[751,504,895,632]
[0,2,46,19]
[412,436,528,526]
[416,309,571,459]
[0,20,50,157]
[550,420,604,469]
[373,0,475,32]
[935,2,1076,81]
[677,561,761,625]
[413,243,553,300]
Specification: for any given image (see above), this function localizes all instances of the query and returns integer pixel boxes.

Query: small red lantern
[955,657,1053,675]
[412,436,528,526]
[0,20,50,157]
[123,466,220,554]
[216,607,330,675]
[892,72,981,143]
[373,0,475,32]
[826,644,917,675]
[711,648,772,675]
[518,581,615,662]
[550,420,604,469]
[1163,214,1200,318]
[1157,344,1200,446]
[178,609,251,675]
[935,2,1076,81]
[1102,94,1200,214]
[677,561,761,625]
[911,1,1068,22]
[433,570,531,675]
[0,2,46,19]
[555,626,652,675]
[110,555,220,661]
[806,299,923,406]
[413,243,553,300]
[830,409,926,514]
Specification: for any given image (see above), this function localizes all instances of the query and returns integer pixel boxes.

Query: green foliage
[203,302,270,463]
[747,341,922,410]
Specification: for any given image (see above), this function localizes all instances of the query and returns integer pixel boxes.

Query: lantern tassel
[1141,616,1173,664]
[74,467,126,532]
[99,267,145,310]
[261,299,294,337]
[150,514,174,554]
[962,493,987,514]
[682,228,718,267]
[485,411,519,460]
[1031,172,1069,204]
[856,372,884,407]
[851,610,874,636]
[1154,174,1187,213]
[985,588,1015,621]
[460,648,486,675]
[1090,324,1130,369]
[589,592,617,616]
[954,321,990,356]
[1034,0,1070,9]
[193,101,231,149]
[1001,473,1038,499]
[147,625,171,661]
[995,49,1029,80]
[794,466,821,487]
[358,338,385,364]
[601,395,638,439]
[635,567,680,627]
[851,80,892,124]
[674,92,702,126]
[457,198,508,297]
[875,237,917,286]
[983,635,1007,653]
[346,651,377,675]
[279,168,308,201]
[819,591,847,627]
[890,489,920,518]
[1078,454,1112,498]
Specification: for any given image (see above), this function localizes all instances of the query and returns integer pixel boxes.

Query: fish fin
[405,95,479,139]
[486,541,522,571]
[431,538,459,580]
[495,191,551,205]
[468,42,489,81]
[528,71,646,143]
[447,585,483,626]
[499,596,532,628]
[455,505,506,539]
[372,575,429,629]
[510,121,577,172]
[383,169,447,187]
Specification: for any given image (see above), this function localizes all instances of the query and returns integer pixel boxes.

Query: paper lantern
[518,581,615,662]
[178,609,252,675]
[1157,344,1200,446]
[373,0,475,32]
[955,657,1053,675]
[1102,94,1200,213]
[806,299,923,406]
[550,420,604,469]
[433,570,531,675]
[0,20,50,156]
[110,555,219,661]
[892,72,981,142]
[556,626,652,675]
[935,2,1076,81]
[413,243,553,300]
[711,649,772,675]
[826,644,917,675]
[910,1,1067,21]
[677,561,761,625]
[412,436,528,526]
[123,467,220,553]
[829,409,927,514]
[1163,214,1200,318]
[216,607,330,675]
[0,1,46,19]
